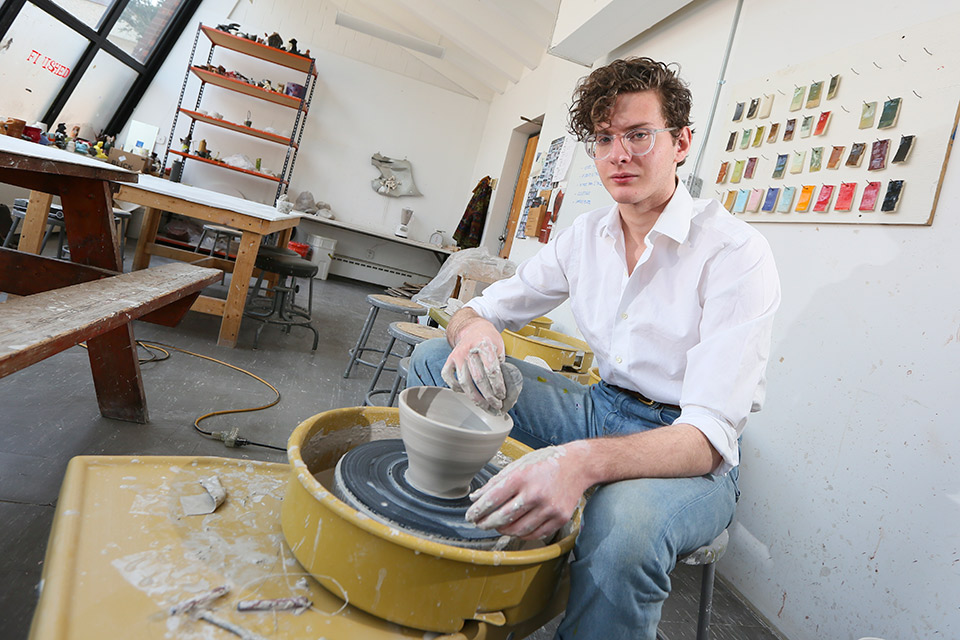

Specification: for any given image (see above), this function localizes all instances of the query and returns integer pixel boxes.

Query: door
[498,133,539,259]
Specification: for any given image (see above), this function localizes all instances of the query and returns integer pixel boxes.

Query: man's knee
[408,338,451,388]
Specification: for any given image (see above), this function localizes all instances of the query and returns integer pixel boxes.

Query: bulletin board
[711,17,960,225]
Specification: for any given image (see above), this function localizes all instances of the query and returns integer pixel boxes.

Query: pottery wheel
[333,439,504,549]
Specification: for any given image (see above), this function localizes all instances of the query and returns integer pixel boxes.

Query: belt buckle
[635,392,655,406]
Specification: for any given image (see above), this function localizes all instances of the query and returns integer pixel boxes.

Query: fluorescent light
[334,11,445,59]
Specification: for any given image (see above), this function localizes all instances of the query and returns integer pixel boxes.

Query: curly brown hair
[568,57,693,143]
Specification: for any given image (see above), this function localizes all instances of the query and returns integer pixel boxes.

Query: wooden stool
[676,528,729,640]
[364,321,444,407]
[343,294,427,379]
[244,252,319,350]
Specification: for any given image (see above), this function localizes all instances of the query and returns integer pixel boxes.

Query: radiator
[329,254,431,288]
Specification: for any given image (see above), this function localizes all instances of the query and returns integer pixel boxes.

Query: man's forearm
[565,423,724,487]
[446,307,485,347]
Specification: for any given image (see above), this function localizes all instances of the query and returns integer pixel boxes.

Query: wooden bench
[0,260,221,378]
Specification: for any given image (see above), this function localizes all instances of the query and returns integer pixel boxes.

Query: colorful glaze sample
[869,139,890,171]
[859,181,881,211]
[834,182,857,211]
[881,179,904,212]
[878,97,902,129]
[812,184,835,212]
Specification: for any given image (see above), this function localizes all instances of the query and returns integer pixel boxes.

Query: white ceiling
[327,0,564,101]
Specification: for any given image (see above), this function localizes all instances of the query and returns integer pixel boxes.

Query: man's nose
[610,135,632,162]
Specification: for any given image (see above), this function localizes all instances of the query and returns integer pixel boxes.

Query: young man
[408,57,780,639]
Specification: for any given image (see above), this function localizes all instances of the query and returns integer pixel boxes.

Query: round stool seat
[367,294,428,317]
[255,253,318,278]
[388,321,445,346]
[680,529,729,566]
[258,244,300,258]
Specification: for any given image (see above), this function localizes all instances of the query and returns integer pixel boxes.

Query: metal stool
[667,528,730,640]
[244,252,319,350]
[343,294,428,379]
[4,200,131,259]
[364,321,445,406]
[196,223,242,257]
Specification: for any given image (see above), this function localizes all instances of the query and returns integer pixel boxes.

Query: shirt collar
[598,179,694,245]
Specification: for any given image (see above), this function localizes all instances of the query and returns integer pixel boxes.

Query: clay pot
[398,386,512,499]
[4,118,26,139]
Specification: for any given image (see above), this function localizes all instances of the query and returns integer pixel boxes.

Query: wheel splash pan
[282,406,579,634]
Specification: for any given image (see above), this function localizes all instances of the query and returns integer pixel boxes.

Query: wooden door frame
[499,132,539,259]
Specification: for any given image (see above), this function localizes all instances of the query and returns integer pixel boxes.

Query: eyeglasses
[584,127,678,160]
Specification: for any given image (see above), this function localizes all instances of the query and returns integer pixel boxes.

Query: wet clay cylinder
[398,386,513,499]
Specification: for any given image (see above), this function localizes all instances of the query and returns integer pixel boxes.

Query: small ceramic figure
[70,124,80,140]
[94,141,108,159]
[267,32,283,49]
[53,123,67,149]
[75,140,89,154]
[258,79,273,91]
[197,139,210,159]
[217,23,240,34]
[244,111,252,127]
[287,38,301,55]
[180,134,192,152]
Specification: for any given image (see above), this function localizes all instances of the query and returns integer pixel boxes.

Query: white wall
[122,0,488,278]
[474,0,960,637]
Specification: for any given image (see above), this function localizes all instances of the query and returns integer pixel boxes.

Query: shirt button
[621,313,628,319]
[616,356,623,364]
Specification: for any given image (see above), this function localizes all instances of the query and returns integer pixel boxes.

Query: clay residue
[299,421,401,472]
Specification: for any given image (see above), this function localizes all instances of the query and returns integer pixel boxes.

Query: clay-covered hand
[441,317,507,412]
[465,443,589,541]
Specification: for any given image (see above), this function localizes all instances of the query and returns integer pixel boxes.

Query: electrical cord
[138,341,287,452]
[79,339,286,452]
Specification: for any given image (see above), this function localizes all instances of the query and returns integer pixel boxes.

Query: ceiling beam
[348,0,502,98]
[484,0,556,48]
[392,0,525,83]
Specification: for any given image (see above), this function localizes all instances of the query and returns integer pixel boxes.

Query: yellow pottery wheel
[282,406,579,634]
[501,326,594,373]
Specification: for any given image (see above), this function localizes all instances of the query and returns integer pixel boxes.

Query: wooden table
[116,175,301,348]
[0,136,220,423]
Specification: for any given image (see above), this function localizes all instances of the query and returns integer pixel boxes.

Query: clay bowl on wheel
[398,386,512,499]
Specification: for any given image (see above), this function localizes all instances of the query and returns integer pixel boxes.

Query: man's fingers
[473,496,532,530]
[440,359,462,392]
[466,352,502,410]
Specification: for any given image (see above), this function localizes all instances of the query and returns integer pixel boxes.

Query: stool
[4,200,131,259]
[196,223,242,257]
[343,294,428,379]
[364,321,445,406]
[671,528,729,640]
[244,252,319,350]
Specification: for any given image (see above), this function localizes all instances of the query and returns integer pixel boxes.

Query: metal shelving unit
[162,24,317,201]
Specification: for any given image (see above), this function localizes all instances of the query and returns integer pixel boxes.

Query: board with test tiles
[710,16,960,225]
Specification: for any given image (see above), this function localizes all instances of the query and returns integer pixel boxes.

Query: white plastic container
[306,234,337,280]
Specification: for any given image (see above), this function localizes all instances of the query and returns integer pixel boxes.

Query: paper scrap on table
[180,475,227,516]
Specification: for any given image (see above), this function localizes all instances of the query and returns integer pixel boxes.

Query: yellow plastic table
[30,455,541,639]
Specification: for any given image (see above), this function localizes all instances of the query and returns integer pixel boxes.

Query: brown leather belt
[611,383,681,412]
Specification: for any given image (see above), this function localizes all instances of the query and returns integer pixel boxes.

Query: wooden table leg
[218,230,261,348]
[17,191,53,254]
[132,206,161,271]
[60,178,148,423]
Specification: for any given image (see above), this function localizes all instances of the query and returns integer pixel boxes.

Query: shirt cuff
[674,406,740,476]
[463,298,506,333]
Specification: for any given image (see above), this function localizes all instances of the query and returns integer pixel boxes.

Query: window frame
[0,0,201,135]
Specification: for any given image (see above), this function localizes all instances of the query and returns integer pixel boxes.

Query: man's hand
[465,443,592,541]
[441,312,507,412]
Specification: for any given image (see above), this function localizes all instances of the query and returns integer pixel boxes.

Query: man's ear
[674,127,692,164]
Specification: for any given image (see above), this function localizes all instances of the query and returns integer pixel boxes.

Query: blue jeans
[408,339,738,640]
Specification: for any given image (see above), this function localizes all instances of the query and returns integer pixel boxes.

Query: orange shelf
[169,150,286,183]
[179,109,296,147]
[201,24,317,76]
[190,67,305,110]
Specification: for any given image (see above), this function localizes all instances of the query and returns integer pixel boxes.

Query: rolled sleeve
[676,406,739,476]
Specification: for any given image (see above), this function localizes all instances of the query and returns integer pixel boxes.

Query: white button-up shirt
[466,182,780,475]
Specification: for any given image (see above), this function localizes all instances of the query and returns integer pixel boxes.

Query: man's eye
[627,130,651,142]
[595,135,614,145]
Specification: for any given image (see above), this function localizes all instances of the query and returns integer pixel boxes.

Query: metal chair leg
[696,562,717,640]
[364,335,397,405]
[344,305,380,378]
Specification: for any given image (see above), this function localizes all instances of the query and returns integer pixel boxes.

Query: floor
[0,249,785,640]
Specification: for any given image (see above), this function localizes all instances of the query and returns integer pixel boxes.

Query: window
[0,0,200,136]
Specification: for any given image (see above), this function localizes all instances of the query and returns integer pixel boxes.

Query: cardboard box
[108,148,149,173]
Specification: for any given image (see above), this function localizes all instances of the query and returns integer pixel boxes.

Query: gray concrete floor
[0,252,784,640]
